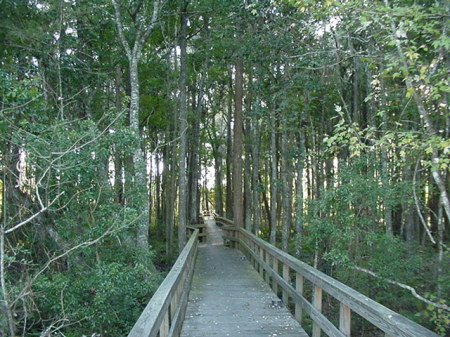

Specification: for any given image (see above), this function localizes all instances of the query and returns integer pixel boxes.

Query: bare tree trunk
[226,69,233,219]
[178,0,188,250]
[210,116,223,216]
[233,55,244,227]
[213,143,223,216]
[1,171,16,337]
[379,76,393,236]
[270,107,278,244]
[295,128,305,255]
[281,126,293,252]
[111,0,160,270]
[251,119,261,236]
[244,87,252,232]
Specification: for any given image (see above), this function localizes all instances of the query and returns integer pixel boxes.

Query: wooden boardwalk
[180,218,308,337]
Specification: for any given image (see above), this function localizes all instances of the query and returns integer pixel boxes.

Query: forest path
[180,218,308,337]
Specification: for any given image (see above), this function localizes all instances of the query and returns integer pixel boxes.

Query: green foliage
[33,262,162,336]
[304,155,409,267]
[418,294,450,336]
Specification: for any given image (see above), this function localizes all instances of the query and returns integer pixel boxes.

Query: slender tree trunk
[251,119,261,236]
[270,107,278,244]
[233,57,244,227]
[214,152,223,216]
[437,198,444,298]
[114,65,124,204]
[178,1,188,250]
[244,85,253,232]
[130,58,151,256]
[226,68,233,219]
[295,128,305,255]
[111,0,160,270]
[380,76,393,236]
[281,126,293,252]
[1,171,15,337]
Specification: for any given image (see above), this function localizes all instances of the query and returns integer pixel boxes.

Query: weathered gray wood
[181,220,308,337]
[223,225,440,337]
[312,285,323,337]
[127,230,198,337]
[295,272,304,324]
[240,239,346,337]
[283,263,290,304]
[339,303,351,337]
[273,257,279,295]
[215,215,234,227]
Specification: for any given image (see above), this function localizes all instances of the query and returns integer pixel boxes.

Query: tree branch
[5,192,65,234]
[111,0,132,59]
[413,160,436,245]
[354,266,450,312]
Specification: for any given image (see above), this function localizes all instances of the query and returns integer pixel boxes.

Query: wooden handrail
[215,216,234,227]
[187,224,207,242]
[220,220,439,337]
[127,230,199,337]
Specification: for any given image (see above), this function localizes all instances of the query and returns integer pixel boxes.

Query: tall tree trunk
[1,169,16,337]
[214,156,223,216]
[295,128,306,255]
[111,0,160,270]
[233,56,244,227]
[178,1,188,250]
[380,76,393,236]
[244,78,253,232]
[251,118,261,236]
[226,69,233,220]
[270,107,278,244]
[281,126,293,252]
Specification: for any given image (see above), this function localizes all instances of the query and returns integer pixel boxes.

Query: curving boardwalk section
[180,218,308,337]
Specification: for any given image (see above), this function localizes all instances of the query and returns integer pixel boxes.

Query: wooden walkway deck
[180,218,308,337]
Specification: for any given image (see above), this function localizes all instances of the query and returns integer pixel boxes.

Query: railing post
[339,303,351,337]
[264,250,270,283]
[259,247,265,278]
[272,258,279,295]
[312,285,322,337]
[160,311,169,337]
[295,272,303,324]
[282,264,290,304]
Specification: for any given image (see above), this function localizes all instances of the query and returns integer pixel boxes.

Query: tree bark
[295,128,305,255]
[178,0,188,250]
[281,125,293,252]
[233,55,244,227]
[226,69,234,220]
[270,107,278,244]
[111,0,160,270]
[251,118,261,236]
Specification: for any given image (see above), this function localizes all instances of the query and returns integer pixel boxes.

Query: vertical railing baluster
[282,264,289,304]
[259,247,264,278]
[295,272,304,324]
[160,311,169,337]
[339,303,351,337]
[264,250,270,283]
[272,258,279,295]
[312,285,322,337]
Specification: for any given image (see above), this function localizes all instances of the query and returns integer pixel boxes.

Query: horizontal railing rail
[219,219,439,337]
[215,215,234,227]
[187,224,206,242]
[127,229,199,337]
